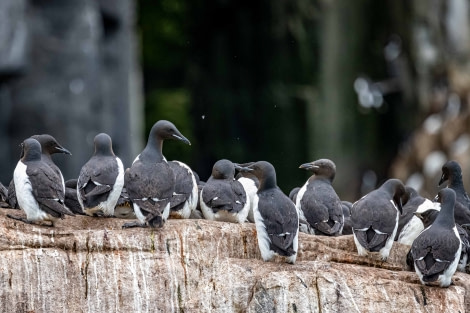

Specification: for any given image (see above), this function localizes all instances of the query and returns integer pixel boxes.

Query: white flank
[200,189,216,221]
[14,161,49,222]
[378,201,400,260]
[81,157,125,217]
[237,177,257,223]
[252,195,275,261]
[172,161,198,218]
[295,182,308,218]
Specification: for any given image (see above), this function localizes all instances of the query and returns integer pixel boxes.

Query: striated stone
[0,207,468,312]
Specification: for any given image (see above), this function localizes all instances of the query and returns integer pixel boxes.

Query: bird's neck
[259,176,277,191]
[41,153,53,163]
[434,206,456,229]
[140,138,165,163]
[449,177,466,195]
[310,176,332,184]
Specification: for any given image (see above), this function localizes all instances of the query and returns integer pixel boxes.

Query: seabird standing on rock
[238,161,299,264]
[77,133,124,217]
[8,138,74,226]
[410,188,462,287]
[396,186,438,245]
[123,120,191,228]
[413,208,470,273]
[296,159,344,236]
[351,178,408,260]
[438,160,470,225]
[200,159,250,223]
[8,134,71,210]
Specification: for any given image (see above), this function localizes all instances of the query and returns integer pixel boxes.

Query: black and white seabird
[288,185,313,234]
[438,160,470,225]
[77,133,125,217]
[396,186,438,245]
[296,159,344,236]
[8,138,74,226]
[200,159,250,223]
[410,188,462,287]
[168,160,198,219]
[8,134,71,210]
[238,161,299,264]
[123,120,191,228]
[413,208,470,273]
[351,178,408,260]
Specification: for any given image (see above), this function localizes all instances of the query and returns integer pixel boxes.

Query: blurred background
[1,0,470,202]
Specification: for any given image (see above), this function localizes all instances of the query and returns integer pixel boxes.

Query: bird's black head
[299,158,336,181]
[31,134,72,156]
[382,178,407,214]
[93,133,114,156]
[21,138,42,162]
[211,159,235,180]
[237,161,277,191]
[439,160,462,187]
[150,120,191,145]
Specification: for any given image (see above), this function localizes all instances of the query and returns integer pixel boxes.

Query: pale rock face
[0,208,469,313]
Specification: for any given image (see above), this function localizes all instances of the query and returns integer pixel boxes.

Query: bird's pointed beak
[236,162,255,168]
[234,163,253,172]
[299,162,319,170]
[56,146,72,155]
[438,173,446,187]
[172,134,191,146]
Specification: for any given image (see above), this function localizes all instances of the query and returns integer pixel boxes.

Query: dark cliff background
[1,0,470,201]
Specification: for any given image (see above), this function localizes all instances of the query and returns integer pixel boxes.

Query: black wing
[168,161,195,210]
[125,160,174,216]
[27,163,73,217]
[258,188,299,257]
[201,179,233,212]
[411,226,460,279]
[78,156,119,207]
[300,180,343,235]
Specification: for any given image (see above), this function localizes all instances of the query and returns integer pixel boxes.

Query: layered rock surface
[0,208,468,313]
